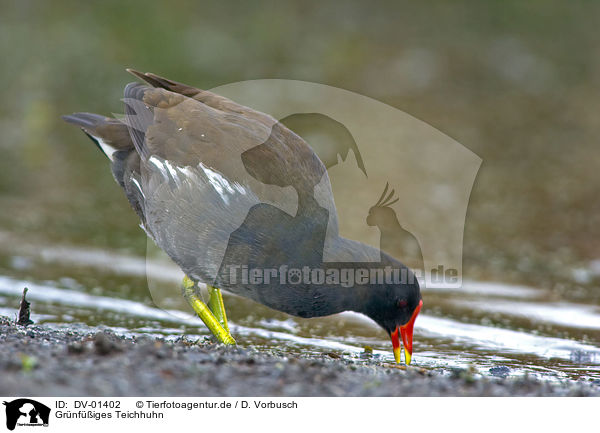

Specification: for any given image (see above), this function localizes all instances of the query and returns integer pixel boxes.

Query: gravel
[0,316,598,397]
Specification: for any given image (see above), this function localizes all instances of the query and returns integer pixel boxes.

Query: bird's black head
[362,269,423,365]
[367,280,421,333]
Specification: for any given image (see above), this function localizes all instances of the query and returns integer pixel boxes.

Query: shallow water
[1,237,598,384]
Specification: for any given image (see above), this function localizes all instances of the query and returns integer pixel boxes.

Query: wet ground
[1,316,598,396]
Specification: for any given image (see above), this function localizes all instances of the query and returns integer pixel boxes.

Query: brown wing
[126,69,273,123]
[121,73,326,191]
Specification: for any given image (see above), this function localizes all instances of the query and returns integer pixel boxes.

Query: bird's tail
[62,112,133,160]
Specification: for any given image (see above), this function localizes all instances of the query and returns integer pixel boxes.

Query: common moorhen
[63,70,423,364]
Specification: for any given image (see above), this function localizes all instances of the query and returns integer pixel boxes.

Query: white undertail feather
[92,135,118,161]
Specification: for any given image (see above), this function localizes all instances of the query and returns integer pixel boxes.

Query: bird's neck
[309,274,374,317]
[312,239,409,317]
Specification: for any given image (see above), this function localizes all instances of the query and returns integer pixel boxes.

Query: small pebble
[489,366,511,378]
[94,332,122,356]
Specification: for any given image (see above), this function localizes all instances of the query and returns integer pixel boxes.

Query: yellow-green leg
[208,285,230,333]
[182,276,235,345]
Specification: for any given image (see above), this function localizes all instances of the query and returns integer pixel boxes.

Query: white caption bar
[0,397,595,432]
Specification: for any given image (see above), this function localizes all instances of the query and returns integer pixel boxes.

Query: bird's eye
[396,299,408,309]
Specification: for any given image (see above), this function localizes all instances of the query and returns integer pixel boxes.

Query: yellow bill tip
[393,347,402,364]
[404,348,412,365]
